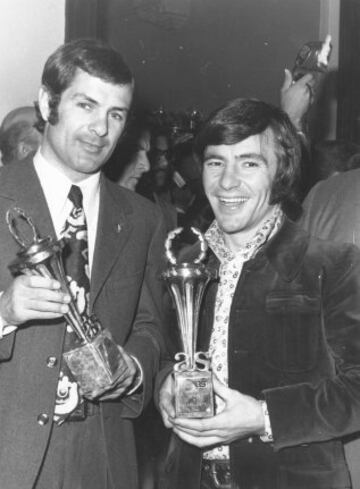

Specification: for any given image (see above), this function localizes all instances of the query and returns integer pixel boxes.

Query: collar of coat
[183,217,310,284]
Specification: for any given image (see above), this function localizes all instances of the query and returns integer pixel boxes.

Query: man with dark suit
[158,98,360,489]
[0,39,166,489]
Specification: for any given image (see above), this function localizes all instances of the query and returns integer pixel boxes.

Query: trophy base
[175,370,214,418]
[63,328,122,399]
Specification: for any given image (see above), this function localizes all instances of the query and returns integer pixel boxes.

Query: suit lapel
[90,177,133,308]
[1,159,56,246]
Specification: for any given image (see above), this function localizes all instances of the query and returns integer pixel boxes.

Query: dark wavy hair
[193,98,302,213]
[35,38,134,132]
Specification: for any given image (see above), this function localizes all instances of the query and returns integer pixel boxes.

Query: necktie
[54,184,90,424]
[62,184,90,306]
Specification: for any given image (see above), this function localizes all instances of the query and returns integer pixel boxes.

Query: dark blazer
[160,219,360,489]
[0,158,166,489]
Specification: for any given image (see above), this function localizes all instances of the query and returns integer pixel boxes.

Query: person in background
[0,105,37,131]
[307,139,360,186]
[150,131,173,197]
[279,67,320,201]
[170,137,213,246]
[138,129,178,232]
[300,158,360,489]
[0,39,166,489]
[158,98,360,489]
[0,106,41,165]
[105,117,151,191]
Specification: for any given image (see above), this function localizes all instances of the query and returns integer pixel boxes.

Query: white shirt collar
[33,149,100,272]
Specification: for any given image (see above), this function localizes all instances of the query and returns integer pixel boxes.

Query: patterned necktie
[54,184,90,424]
[62,185,90,302]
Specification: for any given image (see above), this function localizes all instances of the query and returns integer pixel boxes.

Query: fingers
[159,374,176,428]
[173,427,220,448]
[281,68,293,91]
[173,421,220,438]
[212,374,229,399]
[173,414,218,433]
[102,348,138,397]
[0,275,71,325]
[297,73,317,99]
[305,83,314,103]
[299,72,315,85]
[23,275,63,290]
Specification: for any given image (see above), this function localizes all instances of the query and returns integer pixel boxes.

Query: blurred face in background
[117,130,151,190]
[150,134,171,190]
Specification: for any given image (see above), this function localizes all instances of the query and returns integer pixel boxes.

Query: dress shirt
[34,150,100,271]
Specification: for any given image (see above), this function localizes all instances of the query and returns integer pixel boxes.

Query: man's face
[39,69,133,182]
[202,132,278,251]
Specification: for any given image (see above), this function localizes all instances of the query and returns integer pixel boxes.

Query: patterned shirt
[203,206,283,460]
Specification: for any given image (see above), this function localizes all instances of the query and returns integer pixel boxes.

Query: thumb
[281,68,293,90]
[212,374,230,400]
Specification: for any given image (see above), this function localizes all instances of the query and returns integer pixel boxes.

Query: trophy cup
[162,227,217,418]
[6,207,123,398]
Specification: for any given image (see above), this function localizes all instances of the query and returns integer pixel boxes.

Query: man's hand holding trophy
[5,207,132,400]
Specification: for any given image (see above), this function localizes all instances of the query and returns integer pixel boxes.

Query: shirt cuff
[127,355,143,396]
[0,293,17,339]
[259,400,274,443]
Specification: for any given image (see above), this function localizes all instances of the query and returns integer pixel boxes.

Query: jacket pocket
[263,292,321,372]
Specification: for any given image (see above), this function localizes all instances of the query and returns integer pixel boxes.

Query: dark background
[66,0,360,142]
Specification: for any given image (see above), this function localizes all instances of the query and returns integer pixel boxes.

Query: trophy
[162,227,217,418]
[6,207,123,398]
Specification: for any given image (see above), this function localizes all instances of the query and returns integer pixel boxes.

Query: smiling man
[158,98,360,489]
[0,40,166,489]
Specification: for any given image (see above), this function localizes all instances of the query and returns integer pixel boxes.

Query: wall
[0,0,65,123]
[106,0,323,116]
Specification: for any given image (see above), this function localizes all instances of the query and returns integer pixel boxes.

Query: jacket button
[46,356,58,368]
[248,437,253,443]
[37,413,49,426]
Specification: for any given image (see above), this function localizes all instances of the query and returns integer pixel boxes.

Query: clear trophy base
[63,328,122,398]
[175,370,214,418]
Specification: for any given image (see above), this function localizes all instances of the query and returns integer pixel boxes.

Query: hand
[168,376,265,449]
[159,372,176,428]
[95,346,139,401]
[0,275,71,325]
[280,68,317,131]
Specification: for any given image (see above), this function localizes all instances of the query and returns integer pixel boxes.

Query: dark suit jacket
[0,158,166,489]
[160,219,360,489]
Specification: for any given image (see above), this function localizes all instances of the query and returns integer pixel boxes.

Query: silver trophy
[6,207,123,398]
[162,227,217,418]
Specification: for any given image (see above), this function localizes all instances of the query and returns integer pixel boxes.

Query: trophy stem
[185,282,196,370]
[30,254,90,343]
